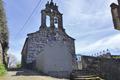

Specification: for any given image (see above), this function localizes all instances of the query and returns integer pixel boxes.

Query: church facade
[21,0,78,77]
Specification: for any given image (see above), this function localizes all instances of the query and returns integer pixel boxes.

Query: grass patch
[0,64,6,76]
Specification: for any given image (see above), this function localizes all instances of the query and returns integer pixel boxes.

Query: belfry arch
[40,0,63,32]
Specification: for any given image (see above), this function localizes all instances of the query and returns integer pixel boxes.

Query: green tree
[16,63,21,68]
[0,0,9,68]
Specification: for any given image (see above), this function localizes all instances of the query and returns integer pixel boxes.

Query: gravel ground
[0,69,69,80]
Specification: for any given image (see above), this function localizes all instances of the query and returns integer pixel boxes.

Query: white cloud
[77,33,120,54]
[61,0,120,55]
[63,0,116,37]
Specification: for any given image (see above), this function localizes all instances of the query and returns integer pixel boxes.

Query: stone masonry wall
[81,56,120,80]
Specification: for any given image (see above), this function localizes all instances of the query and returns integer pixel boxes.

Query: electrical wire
[14,0,42,38]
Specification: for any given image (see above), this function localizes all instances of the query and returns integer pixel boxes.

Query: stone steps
[70,70,104,80]
[73,77,102,80]
[71,75,103,80]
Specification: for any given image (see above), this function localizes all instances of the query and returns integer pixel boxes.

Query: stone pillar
[58,14,63,32]
[111,3,120,30]
[118,0,120,6]
[117,0,120,18]
[40,10,46,29]
[50,15,55,32]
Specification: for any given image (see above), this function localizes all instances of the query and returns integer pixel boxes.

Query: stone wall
[99,58,120,80]
[21,28,78,77]
[21,38,28,68]
[36,39,73,78]
[21,28,77,78]
[80,55,120,80]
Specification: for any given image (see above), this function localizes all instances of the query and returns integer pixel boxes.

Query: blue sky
[3,0,120,61]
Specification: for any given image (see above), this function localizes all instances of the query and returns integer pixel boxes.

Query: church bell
[54,17,58,24]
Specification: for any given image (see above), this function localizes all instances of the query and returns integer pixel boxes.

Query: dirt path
[0,69,69,80]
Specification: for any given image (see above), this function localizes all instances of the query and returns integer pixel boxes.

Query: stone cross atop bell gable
[40,0,63,32]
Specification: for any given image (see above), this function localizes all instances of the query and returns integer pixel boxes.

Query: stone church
[21,0,78,77]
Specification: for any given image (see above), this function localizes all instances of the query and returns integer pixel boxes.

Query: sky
[3,0,120,61]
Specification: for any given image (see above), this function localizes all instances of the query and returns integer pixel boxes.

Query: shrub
[0,64,6,76]
[16,63,21,68]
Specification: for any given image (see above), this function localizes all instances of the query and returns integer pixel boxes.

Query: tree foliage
[0,64,6,76]
[0,0,9,49]
[0,0,9,68]
[16,63,21,68]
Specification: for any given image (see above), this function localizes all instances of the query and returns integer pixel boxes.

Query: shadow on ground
[8,68,46,76]
[7,68,69,80]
